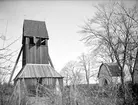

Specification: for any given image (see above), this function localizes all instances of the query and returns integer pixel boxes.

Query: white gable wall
[112,77,121,84]
[99,65,112,86]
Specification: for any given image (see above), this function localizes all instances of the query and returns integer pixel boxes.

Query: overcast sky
[0,0,136,80]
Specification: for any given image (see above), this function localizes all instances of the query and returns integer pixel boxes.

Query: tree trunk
[120,69,126,105]
[131,72,134,85]
[86,76,89,87]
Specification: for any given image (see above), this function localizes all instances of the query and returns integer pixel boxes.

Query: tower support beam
[8,45,23,84]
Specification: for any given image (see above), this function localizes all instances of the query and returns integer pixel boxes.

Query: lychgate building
[98,63,121,87]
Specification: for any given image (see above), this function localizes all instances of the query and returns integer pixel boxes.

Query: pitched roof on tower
[14,64,63,81]
[23,19,49,39]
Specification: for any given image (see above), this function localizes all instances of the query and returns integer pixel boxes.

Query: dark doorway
[103,79,108,86]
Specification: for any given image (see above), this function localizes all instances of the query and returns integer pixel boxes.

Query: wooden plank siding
[22,37,49,65]
[26,45,30,63]
[36,45,41,64]
[40,46,48,64]
[29,45,36,64]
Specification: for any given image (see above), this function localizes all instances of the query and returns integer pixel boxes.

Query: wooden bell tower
[8,19,54,83]
[22,20,49,66]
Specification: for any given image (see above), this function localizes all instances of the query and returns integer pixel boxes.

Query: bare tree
[60,61,83,86]
[80,1,138,104]
[78,53,98,86]
[117,2,138,85]
[0,24,20,104]
[0,36,20,82]
[78,53,90,86]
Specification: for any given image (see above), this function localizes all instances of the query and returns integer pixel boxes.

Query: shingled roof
[98,63,121,77]
[14,64,63,81]
[23,19,49,39]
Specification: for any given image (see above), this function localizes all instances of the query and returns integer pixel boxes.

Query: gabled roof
[98,63,121,77]
[14,64,63,81]
[23,19,49,39]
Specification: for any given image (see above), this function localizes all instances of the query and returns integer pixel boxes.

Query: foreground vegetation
[0,0,138,105]
[63,82,138,105]
[0,82,138,105]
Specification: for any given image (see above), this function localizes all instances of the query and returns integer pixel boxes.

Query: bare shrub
[8,79,62,105]
[62,84,123,105]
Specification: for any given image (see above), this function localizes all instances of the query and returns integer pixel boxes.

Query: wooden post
[18,80,21,105]
[8,45,23,84]
[48,53,54,69]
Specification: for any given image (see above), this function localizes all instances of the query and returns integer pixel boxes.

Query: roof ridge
[24,19,45,23]
[26,64,49,65]
[103,63,118,66]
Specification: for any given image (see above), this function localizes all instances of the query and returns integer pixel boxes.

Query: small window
[30,37,35,45]
[41,38,46,45]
